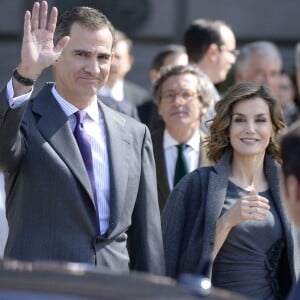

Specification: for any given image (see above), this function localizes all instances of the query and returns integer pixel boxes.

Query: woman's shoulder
[173,166,214,193]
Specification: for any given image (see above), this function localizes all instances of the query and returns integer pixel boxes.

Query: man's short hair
[54,6,115,46]
[151,44,186,72]
[152,64,213,107]
[184,18,232,63]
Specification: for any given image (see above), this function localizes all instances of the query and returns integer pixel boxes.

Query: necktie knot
[74,110,86,127]
[177,143,187,153]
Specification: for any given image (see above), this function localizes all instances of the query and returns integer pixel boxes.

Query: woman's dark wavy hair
[205,82,285,163]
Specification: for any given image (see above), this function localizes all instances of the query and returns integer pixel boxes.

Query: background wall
[1,0,299,93]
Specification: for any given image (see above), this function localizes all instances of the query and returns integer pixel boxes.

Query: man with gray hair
[235,41,282,96]
[151,64,213,212]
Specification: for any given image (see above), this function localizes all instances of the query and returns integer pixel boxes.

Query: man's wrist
[12,68,36,86]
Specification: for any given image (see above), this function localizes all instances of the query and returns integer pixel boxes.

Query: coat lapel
[32,84,94,203]
[202,152,231,255]
[152,129,170,210]
[264,155,297,280]
[100,103,132,235]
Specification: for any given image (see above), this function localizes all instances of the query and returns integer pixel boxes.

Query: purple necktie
[73,111,99,226]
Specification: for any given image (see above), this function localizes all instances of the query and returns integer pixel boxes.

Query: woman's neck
[229,153,268,192]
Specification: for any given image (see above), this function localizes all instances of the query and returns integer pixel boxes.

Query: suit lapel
[32,84,94,203]
[100,103,132,235]
[152,129,170,210]
[202,152,231,255]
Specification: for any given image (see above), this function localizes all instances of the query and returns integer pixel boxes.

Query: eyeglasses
[161,89,199,104]
[219,46,240,57]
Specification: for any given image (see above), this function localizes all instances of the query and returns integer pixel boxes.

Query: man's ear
[286,175,300,205]
[205,43,219,63]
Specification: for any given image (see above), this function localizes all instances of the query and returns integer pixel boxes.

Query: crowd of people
[0,1,300,299]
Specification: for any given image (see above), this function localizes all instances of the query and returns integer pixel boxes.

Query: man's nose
[85,59,100,75]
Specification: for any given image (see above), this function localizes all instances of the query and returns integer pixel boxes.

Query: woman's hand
[222,188,270,229]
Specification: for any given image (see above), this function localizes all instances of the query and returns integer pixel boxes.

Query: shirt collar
[51,85,100,123]
[163,129,201,151]
[99,79,124,102]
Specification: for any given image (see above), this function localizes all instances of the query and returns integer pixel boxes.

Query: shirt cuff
[6,78,33,109]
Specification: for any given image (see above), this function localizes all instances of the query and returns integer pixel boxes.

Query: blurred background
[0,0,299,91]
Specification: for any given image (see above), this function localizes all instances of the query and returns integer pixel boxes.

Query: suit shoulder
[124,80,148,94]
[101,101,147,131]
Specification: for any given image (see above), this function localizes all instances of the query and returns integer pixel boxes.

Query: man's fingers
[47,6,58,34]
[31,2,40,30]
[39,1,48,30]
[23,11,31,38]
[54,36,70,56]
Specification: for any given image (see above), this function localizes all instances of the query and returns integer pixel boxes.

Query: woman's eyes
[233,118,267,123]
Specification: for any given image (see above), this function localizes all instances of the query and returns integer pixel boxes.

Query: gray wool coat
[162,151,299,294]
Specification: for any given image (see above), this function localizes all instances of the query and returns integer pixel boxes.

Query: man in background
[151,64,212,212]
[184,18,237,131]
[98,29,148,119]
[138,44,188,131]
[280,121,300,299]
[235,41,282,97]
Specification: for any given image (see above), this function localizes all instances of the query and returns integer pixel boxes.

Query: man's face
[150,52,188,83]
[213,25,237,84]
[54,22,113,107]
[108,40,133,84]
[158,74,206,132]
[280,173,300,227]
[239,53,281,96]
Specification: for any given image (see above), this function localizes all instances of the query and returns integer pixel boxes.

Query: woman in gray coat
[162,82,298,299]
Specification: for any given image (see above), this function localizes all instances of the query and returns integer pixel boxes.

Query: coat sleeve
[162,169,208,278]
[0,87,28,171]
[127,125,165,275]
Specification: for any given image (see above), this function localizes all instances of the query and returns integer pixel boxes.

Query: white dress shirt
[99,79,124,102]
[6,81,110,234]
[163,129,201,190]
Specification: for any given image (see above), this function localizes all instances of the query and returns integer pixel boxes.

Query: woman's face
[229,97,274,158]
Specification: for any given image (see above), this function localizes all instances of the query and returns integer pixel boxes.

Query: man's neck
[166,125,199,144]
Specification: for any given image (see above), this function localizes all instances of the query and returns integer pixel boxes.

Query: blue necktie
[173,144,188,186]
[73,111,99,221]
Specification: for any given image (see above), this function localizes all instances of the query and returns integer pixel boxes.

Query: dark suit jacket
[151,128,211,213]
[123,80,149,107]
[288,280,300,300]
[162,151,298,296]
[0,83,164,275]
[137,100,164,132]
[100,95,140,121]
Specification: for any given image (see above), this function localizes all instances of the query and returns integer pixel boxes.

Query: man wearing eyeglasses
[184,18,238,133]
[151,64,213,212]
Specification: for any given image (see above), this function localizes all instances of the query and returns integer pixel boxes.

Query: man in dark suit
[98,30,149,114]
[280,122,300,299]
[151,64,213,212]
[0,1,164,275]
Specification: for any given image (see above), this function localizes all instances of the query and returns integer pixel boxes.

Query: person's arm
[13,1,69,97]
[0,1,69,170]
[213,189,270,259]
[128,126,165,275]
